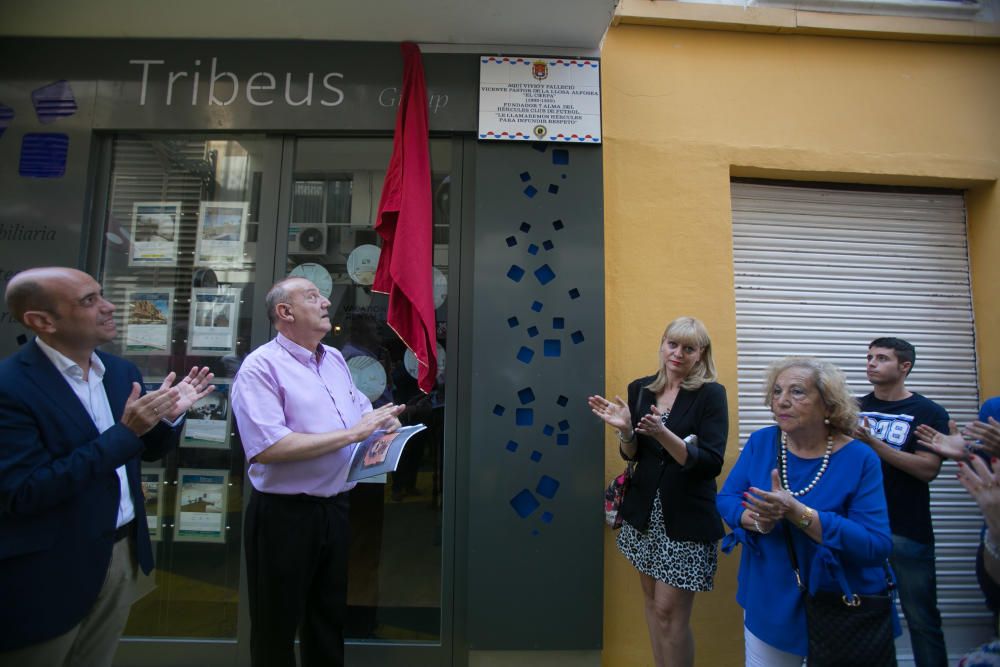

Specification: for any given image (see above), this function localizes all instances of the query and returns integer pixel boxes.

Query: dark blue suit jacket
[0,340,179,651]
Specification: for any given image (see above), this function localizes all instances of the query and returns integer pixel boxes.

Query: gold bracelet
[795,507,815,529]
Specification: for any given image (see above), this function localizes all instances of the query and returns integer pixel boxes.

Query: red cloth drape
[372,42,438,393]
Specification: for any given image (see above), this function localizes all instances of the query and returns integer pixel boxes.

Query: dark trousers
[246,489,350,667]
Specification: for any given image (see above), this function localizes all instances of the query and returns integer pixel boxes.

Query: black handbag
[781,522,897,666]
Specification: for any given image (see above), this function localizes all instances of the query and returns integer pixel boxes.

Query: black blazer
[0,340,180,651]
[618,376,729,542]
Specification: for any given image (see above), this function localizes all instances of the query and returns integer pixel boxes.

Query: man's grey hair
[265,279,299,325]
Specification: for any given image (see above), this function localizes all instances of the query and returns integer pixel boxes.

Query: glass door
[92,134,457,667]
[281,137,455,666]
[92,134,283,666]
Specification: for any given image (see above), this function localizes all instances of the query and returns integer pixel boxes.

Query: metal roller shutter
[730,181,989,661]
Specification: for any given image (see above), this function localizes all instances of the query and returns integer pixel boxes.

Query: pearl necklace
[780,431,833,497]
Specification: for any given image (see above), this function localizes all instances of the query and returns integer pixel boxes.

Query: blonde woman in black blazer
[589,316,729,667]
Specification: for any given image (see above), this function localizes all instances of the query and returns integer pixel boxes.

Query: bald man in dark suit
[0,267,213,666]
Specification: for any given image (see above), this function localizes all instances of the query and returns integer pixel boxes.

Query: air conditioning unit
[288,224,328,255]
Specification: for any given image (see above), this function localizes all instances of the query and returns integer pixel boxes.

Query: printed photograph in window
[124,288,174,356]
[129,202,180,267]
[188,287,240,356]
[195,201,248,267]
[174,469,229,544]
[140,468,165,541]
[181,380,233,450]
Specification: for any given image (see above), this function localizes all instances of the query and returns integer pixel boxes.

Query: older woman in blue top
[717,357,895,666]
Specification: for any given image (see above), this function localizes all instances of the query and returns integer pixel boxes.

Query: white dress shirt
[35,338,134,529]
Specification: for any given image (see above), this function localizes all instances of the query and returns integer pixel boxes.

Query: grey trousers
[0,536,139,667]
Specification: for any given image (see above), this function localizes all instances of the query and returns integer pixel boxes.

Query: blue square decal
[32,80,78,124]
[534,264,556,285]
[536,475,560,499]
[0,103,14,138]
[510,490,540,518]
[19,133,69,178]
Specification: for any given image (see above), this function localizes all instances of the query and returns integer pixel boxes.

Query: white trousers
[745,624,806,667]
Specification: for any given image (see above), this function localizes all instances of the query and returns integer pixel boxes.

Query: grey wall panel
[0,63,97,356]
[466,141,604,649]
[0,39,477,133]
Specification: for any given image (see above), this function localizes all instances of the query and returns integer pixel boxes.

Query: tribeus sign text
[129,58,345,107]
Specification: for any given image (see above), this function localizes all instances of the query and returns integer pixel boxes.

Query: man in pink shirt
[232,277,402,667]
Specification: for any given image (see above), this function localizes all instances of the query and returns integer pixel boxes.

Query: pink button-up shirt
[232,333,372,497]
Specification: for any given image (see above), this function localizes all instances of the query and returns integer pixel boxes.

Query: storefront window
[289,138,451,642]
[98,135,267,639]
[96,135,451,645]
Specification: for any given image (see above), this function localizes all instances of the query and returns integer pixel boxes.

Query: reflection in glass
[99,135,265,639]
[288,138,450,642]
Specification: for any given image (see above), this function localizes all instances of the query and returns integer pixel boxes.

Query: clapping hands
[957,455,1000,539]
[588,394,632,435]
[915,417,1000,460]
[122,367,215,436]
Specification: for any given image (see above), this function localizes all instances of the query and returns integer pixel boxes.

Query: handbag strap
[775,429,893,597]
[781,521,807,592]
[776,430,808,591]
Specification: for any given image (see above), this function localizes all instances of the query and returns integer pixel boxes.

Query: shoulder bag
[781,521,897,666]
[604,391,640,529]
[604,459,634,529]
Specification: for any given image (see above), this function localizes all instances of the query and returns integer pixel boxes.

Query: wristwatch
[796,506,816,529]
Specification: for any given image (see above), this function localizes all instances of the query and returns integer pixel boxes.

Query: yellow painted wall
[601,25,1000,666]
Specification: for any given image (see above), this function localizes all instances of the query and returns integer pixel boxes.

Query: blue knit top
[717,425,898,655]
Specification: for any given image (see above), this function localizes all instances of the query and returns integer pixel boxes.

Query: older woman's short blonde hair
[762,356,859,435]
[646,316,717,393]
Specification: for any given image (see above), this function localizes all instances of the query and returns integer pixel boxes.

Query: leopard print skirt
[616,490,718,592]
